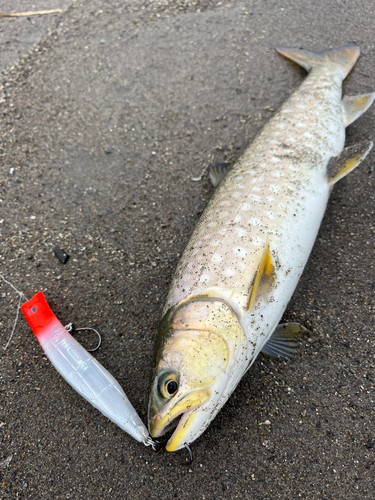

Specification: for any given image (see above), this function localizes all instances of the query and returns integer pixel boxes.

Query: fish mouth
[149,389,211,452]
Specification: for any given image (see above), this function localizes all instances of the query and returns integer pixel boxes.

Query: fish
[148,45,375,452]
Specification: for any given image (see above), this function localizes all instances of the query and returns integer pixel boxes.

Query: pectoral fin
[327,141,373,186]
[261,323,308,360]
[342,94,375,127]
[247,239,275,311]
[208,163,231,188]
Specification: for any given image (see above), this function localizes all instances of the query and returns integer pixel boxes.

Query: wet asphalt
[1,1,375,498]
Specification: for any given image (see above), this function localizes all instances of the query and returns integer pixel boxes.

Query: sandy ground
[0,0,69,72]
[1,1,375,498]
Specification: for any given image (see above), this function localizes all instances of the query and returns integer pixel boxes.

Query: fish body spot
[248,217,261,226]
[210,239,221,247]
[269,184,281,193]
[200,273,210,283]
[220,200,231,207]
[219,211,230,219]
[211,253,223,263]
[241,202,252,211]
[233,246,248,257]
[249,194,261,203]
[252,236,265,246]
[223,267,237,277]
[235,227,247,237]
[271,170,284,178]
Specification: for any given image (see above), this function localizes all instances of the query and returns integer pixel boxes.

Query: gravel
[1,0,375,498]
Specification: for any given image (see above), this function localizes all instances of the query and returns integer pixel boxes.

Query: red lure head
[21,292,56,339]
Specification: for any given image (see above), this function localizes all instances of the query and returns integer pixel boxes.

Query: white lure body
[22,292,152,446]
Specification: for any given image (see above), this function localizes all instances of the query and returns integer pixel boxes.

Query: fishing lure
[21,292,154,448]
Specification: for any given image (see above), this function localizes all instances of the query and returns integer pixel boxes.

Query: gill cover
[148,298,247,451]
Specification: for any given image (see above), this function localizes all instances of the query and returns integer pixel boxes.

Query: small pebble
[53,247,70,264]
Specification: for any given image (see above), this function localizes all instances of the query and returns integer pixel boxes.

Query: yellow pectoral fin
[328,141,373,186]
[247,239,275,311]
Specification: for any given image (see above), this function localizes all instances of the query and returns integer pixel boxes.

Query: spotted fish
[148,46,374,452]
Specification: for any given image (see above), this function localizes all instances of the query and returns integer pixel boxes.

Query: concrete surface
[1,0,375,498]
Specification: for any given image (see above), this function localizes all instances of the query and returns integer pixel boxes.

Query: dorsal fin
[247,239,275,311]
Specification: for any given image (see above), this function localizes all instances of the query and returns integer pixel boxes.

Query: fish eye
[157,370,179,399]
[166,380,178,395]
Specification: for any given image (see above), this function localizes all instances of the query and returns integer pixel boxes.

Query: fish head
[148,320,229,451]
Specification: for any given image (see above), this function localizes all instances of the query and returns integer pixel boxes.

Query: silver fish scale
[164,67,344,313]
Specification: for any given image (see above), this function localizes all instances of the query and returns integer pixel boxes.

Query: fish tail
[276,45,360,78]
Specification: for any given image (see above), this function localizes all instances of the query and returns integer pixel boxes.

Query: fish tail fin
[276,45,360,78]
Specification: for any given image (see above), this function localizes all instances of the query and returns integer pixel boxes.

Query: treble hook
[151,436,169,452]
[182,442,193,465]
[152,438,193,465]
[65,323,102,352]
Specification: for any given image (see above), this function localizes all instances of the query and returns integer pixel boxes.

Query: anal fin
[247,239,275,311]
[327,141,373,186]
[208,163,231,188]
[342,93,375,127]
[261,323,308,360]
